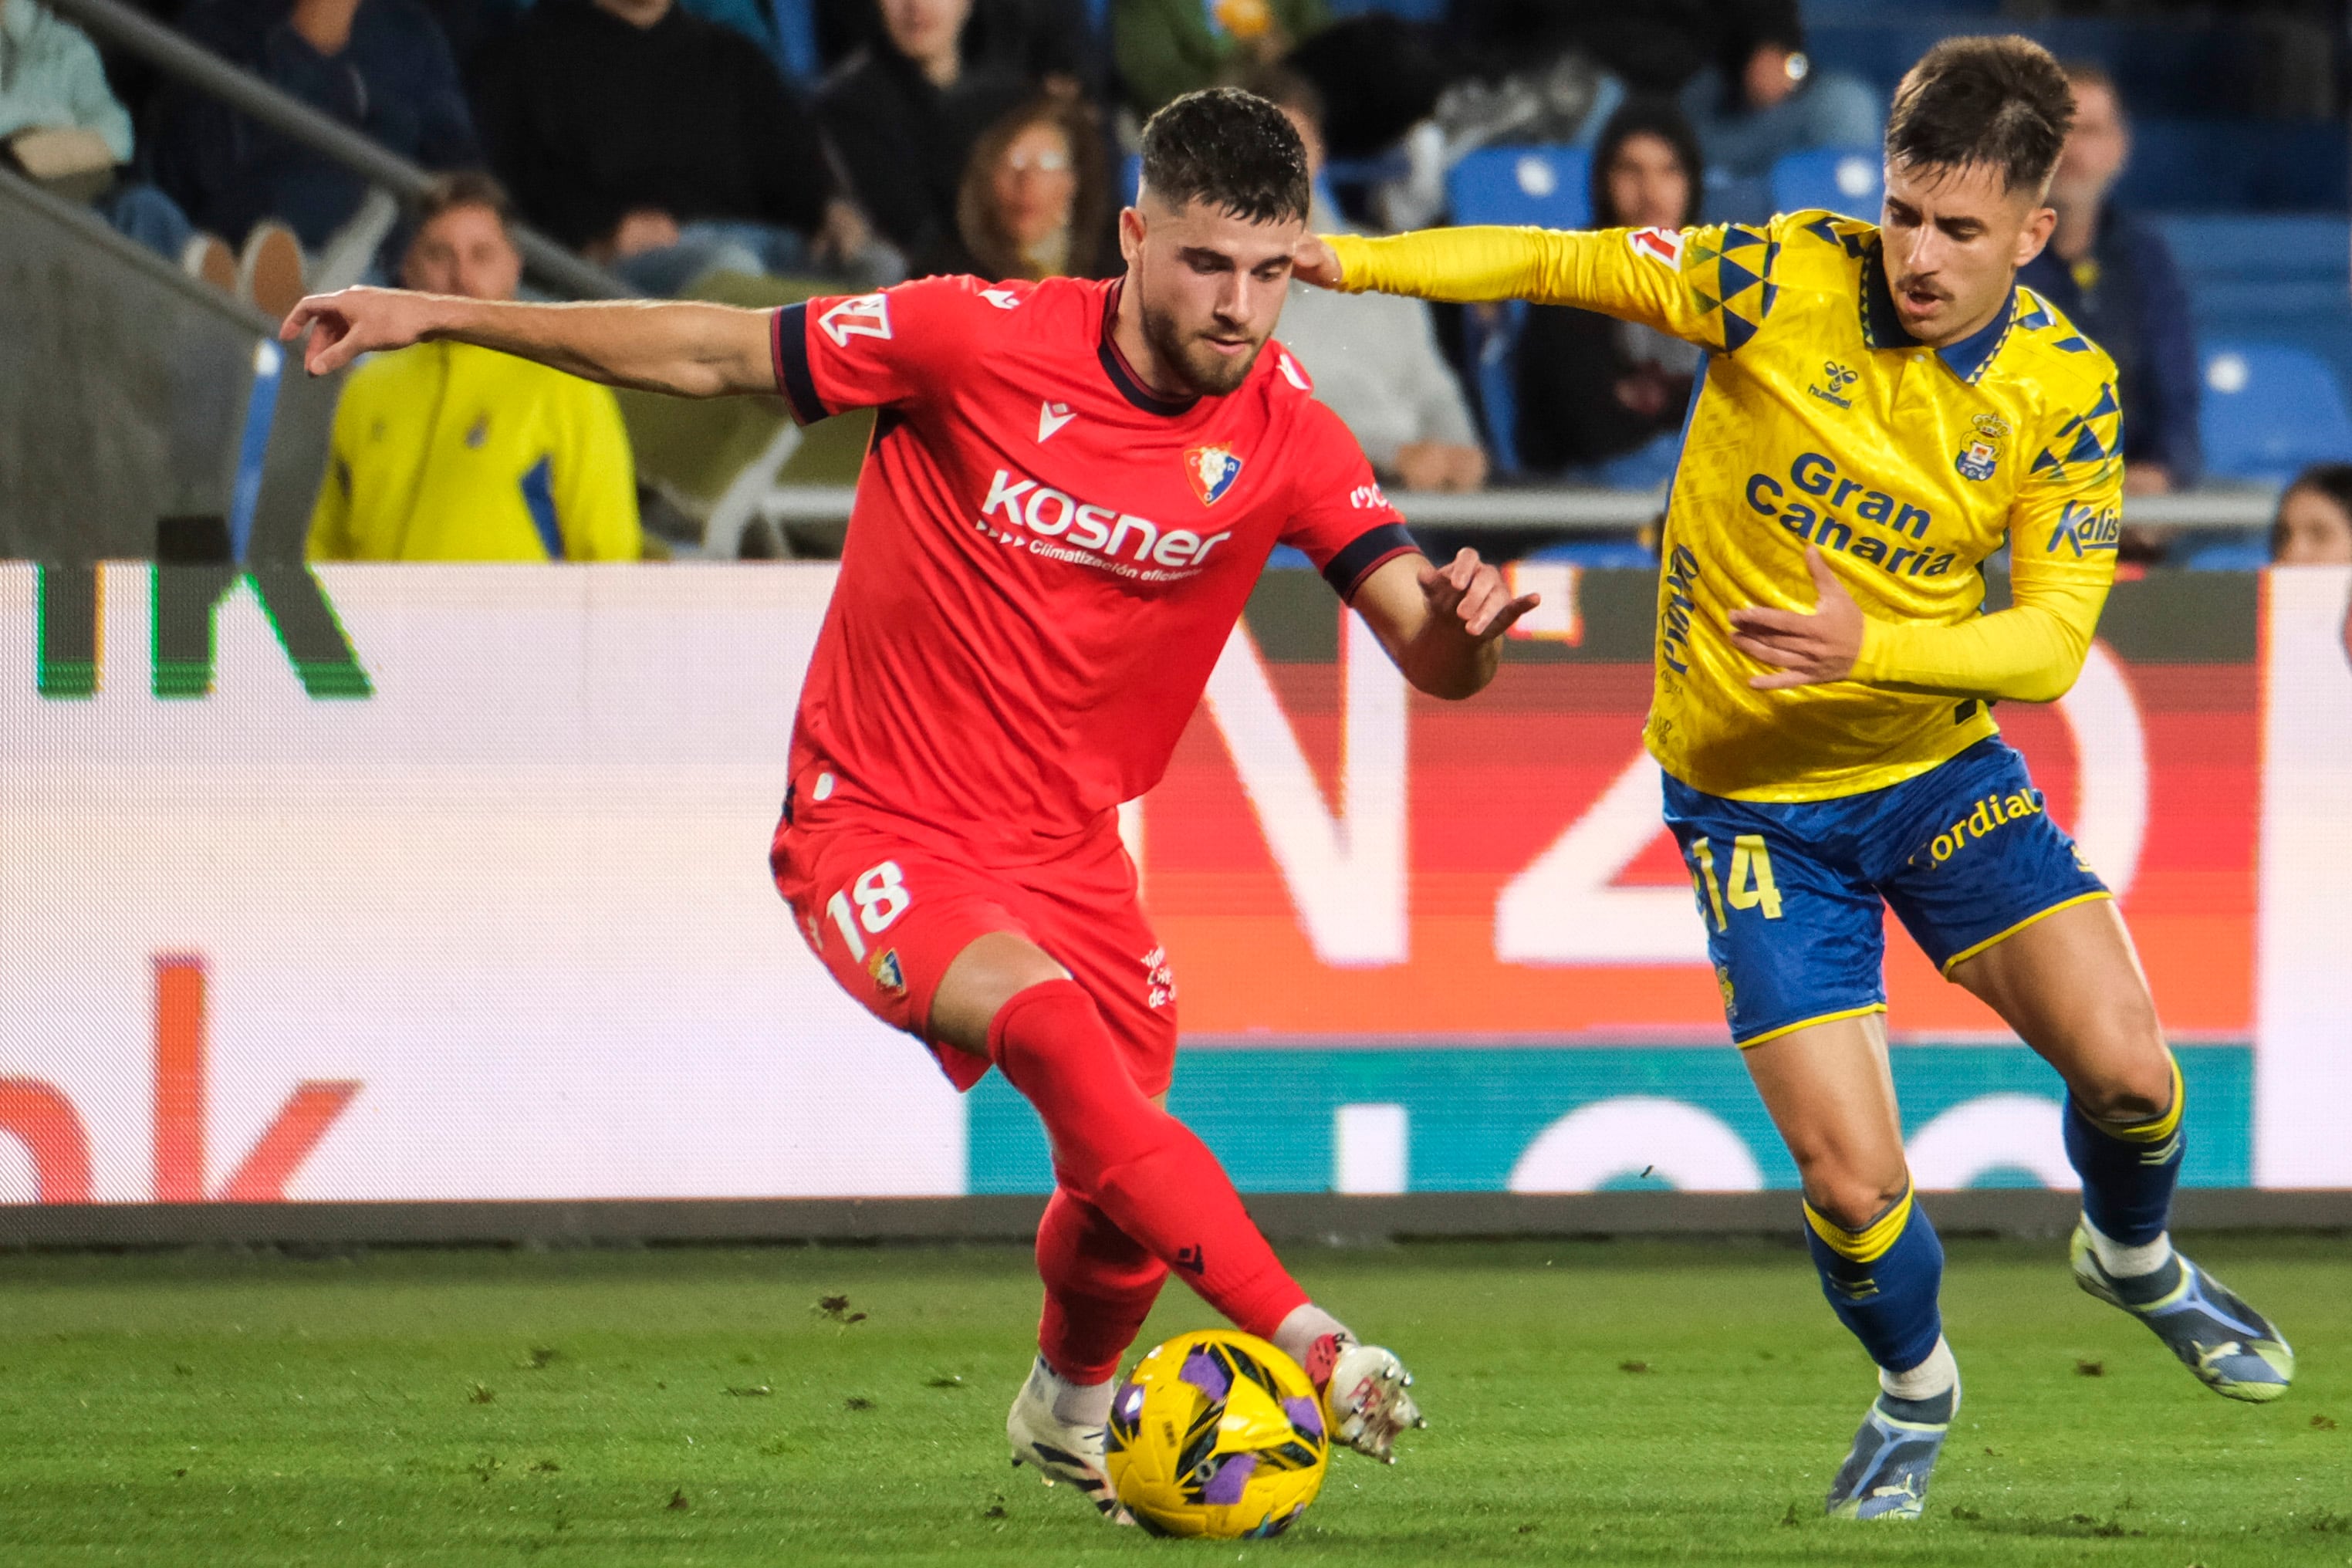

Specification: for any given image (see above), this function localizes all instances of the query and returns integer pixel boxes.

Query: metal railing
[45,0,628,302]
[765,482,2283,533]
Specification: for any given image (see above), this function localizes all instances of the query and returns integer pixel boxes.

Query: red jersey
[772,274,1416,859]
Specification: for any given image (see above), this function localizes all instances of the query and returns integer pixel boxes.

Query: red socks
[1035,1188,1166,1384]
[989,980,1309,1349]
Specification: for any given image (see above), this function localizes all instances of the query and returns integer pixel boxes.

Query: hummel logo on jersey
[1186,444,1244,505]
[981,287,1022,310]
[1810,360,1858,410]
[1036,400,1075,442]
[819,292,891,347]
[1628,226,1685,269]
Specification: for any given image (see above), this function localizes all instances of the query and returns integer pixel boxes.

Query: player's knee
[2072,1050,2177,1125]
[1798,1164,1912,1234]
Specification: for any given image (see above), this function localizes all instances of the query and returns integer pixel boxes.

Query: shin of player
[961,964,1419,1465]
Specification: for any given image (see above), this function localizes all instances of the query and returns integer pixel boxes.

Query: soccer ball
[1105,1330,1329,1538]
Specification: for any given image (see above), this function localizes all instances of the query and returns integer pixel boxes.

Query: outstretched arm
[1350,549,1538,700]
[1295,223,1770,353]
[279,288,777,399]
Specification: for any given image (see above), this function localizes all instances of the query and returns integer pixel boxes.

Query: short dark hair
[411,170,514,234]
[1885,35,2073,194]
[1137,87,1309,225]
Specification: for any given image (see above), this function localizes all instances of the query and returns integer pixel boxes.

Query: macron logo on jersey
[819,292,892,347]
[978,468,1233,581]
[1037,400,1075,442]
[1628,227,1685,269]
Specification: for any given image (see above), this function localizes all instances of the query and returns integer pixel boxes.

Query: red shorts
[770,780,1178,1096]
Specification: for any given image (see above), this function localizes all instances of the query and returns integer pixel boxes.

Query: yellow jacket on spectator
[308,342,641,562]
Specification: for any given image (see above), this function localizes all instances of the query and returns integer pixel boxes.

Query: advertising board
[2,563,2345,1203]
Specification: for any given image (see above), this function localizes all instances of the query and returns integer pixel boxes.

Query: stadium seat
[1769,146,1884,221]
[2181,538,2271,572]
[1120,153,1141,205]
[1443,149,1588,476]
[2198,342,2352,484]
[1523,538,1660,569]
[2114,121,2349,212]
[1462,299,1529,475]
[1446,146,1593,231]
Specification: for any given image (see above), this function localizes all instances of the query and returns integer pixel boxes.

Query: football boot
[2070,1225,2293,1403]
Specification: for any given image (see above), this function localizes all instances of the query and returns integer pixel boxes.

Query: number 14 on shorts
[825,860,911,961]
[1689,835,1783,930]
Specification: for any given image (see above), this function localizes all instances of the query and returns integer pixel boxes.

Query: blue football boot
[2070,1225,2293,1402]
[1824,1383,1955,1521]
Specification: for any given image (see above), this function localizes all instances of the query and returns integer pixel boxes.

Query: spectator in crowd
[816,0,1027,271]
[156,0,479,265]
[0,0,254,291]
[814,0,1101,99]
[472,0,888,296]
[2273,465,2352,566]
[1678,0,1877,184]
[1512,98,1704,485]
[2019,62,2200,495]
[1113,0,1327,120]
[308,172,642,561]
[1255,69,1485,493]
[951,92,1111,281]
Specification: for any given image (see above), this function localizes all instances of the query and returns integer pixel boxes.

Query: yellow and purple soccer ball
[1104,1330,1329,1538]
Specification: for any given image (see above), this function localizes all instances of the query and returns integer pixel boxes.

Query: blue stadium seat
[1462,300,1529,475]
[2154,214,2352,403]
[2180,538,2271,572]
[1769,146,1884,221]
[1806,18,2314,123]
[2198,342,2352,484]
[1446,147,1593,231]
[1445,148,1587,475]
[2115,122,2349,211]
[1523,538,1661,569]
[1120,153,1141,205]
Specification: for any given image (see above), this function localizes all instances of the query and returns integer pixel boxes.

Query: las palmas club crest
[1186,444,1244,505]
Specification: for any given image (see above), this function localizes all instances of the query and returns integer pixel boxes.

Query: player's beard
[1140,298,1266,397]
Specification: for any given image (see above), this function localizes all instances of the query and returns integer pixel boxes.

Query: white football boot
[1316,1339,1426,1463]
[1005,1358,1132,1523]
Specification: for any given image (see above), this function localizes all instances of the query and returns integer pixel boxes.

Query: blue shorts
[1661,738,2110,1047]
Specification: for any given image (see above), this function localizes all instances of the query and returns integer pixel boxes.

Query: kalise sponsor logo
[978,469,1234,582]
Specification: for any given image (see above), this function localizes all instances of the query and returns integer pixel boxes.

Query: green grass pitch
[0,1235,2344,1566]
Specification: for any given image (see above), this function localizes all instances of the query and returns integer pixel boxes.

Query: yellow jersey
[1326,212,2125,802]
[308,341,641,563]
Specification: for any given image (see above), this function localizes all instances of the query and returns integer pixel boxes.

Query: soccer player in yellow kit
[1299,35,2290,1519]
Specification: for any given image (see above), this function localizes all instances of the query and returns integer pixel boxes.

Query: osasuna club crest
[1186,444,1243,505]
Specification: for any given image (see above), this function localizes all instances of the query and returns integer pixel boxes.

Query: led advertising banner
[2,562,2347,1205]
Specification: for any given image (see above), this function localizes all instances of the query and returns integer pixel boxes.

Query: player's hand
[279,286,444,377]
[1421,549,1538,640]
[1727,546,1865,689]
[1292,235,1344,291]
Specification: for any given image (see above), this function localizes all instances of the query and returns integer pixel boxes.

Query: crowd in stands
[3,0,2344,564]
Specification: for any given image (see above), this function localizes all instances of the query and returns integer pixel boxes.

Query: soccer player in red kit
[282,87,1534,1518]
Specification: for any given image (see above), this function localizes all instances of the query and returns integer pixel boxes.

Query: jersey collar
[1097,279,1201,416]
[1859,238,2017,387]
